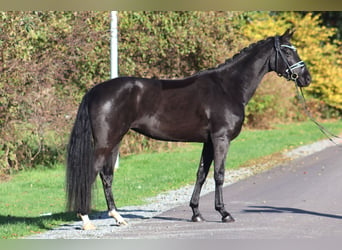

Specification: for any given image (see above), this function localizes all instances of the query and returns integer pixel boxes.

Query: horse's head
[274,29,311,87]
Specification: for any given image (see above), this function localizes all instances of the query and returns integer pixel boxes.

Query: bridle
[274,36,306,82]
[274,36,341,146]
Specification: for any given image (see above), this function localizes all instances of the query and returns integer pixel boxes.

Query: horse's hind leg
[190,141,214,222]
[99,145,128,226]
[79,143,127,229]
[78,159,101,230]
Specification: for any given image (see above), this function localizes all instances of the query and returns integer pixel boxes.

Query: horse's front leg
[212,135,235,223]
[190,141,214,222]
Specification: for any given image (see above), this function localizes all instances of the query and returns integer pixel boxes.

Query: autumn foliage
[243,12,342,111]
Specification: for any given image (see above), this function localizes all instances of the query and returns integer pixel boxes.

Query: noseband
[274,36,305,81]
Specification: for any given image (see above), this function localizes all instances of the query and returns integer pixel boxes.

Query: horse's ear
[282,29,295,41]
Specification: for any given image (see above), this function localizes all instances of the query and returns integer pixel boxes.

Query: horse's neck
[219,41,273,106]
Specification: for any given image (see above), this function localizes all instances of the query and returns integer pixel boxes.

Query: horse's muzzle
[296,72,311,87]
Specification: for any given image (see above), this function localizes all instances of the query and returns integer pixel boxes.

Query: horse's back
[88,77,160,102]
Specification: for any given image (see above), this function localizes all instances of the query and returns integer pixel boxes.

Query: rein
[294,83,342,147]
[275,36,341,146]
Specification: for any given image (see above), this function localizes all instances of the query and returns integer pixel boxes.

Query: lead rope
[294,82,342,147]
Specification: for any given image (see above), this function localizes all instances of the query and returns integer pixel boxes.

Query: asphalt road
[100,145,342,239]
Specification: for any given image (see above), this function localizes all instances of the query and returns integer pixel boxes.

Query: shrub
[118,11,241,78]
[0,11,110,173]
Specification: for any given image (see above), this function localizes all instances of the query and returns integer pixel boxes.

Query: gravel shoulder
[26,138,337,239]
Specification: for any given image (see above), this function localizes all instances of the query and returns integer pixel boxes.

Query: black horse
[66,29,311,230]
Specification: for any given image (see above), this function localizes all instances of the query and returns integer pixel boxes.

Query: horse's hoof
[117,220,128,226]
[191,214,205,222]
[83,222,96,230]
[222,215,235,223]
[108,210,128,226]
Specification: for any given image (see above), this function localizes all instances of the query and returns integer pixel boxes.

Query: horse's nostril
[306,75,311,84]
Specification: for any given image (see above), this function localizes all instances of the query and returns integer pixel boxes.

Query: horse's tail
[66,92,94,214]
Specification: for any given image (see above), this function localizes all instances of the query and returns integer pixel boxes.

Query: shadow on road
[152,215,226,223]
[0,212,77,230]
[152,216,191,222]
[242,205,342,219]
[118,208,157,220]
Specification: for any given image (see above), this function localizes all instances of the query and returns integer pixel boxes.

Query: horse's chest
[209,105,245,140]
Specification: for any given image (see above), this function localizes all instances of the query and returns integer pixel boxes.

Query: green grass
[1,121,341,238]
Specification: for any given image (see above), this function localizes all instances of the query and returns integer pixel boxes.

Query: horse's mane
[192,36,274,77]
[220,37,273,67]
